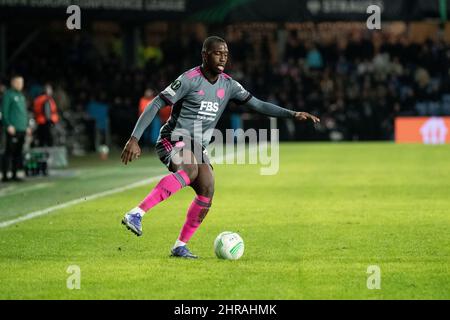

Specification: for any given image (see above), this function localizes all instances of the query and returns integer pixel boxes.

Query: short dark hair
[202,36,226,53]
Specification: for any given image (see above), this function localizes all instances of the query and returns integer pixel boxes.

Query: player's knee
[183,165,198,183]
[197,183,214,198]
[205,186,214,199]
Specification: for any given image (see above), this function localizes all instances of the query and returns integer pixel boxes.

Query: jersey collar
[199,66,219,85]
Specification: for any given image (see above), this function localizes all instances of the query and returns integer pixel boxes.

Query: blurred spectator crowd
[1,23,450,153]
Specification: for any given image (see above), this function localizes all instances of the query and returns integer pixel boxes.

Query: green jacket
[1,89,28,132]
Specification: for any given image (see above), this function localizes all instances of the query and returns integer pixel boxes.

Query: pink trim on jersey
[221,72,232,79]
[161,138,172,152]
[186,66,202,79]
[198,89,205,96]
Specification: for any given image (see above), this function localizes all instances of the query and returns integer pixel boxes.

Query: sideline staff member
[1,75,31,182]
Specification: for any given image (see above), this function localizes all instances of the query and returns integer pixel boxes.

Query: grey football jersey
[158,66,252,147]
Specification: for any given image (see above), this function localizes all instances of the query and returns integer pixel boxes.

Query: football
[214,231,245,260]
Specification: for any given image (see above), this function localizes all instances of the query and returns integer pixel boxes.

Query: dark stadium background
[1,0,449,154]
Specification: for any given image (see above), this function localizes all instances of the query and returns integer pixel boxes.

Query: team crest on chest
[216,88,225,99]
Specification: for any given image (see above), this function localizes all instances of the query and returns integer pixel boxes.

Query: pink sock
[138,170,190,212]
[178,195,212,243]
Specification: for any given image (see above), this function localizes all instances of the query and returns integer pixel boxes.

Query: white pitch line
[0,175,164,229]
[0,144,264,229]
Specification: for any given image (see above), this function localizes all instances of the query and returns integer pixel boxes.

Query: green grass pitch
[0,143,449,299]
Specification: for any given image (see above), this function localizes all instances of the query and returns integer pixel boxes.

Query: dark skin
[121,40,320,201]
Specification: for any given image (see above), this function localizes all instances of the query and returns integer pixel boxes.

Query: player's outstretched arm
[121,96,165,165]
[121,136,141,165]
[293,111,320,123]
[243,96,320,123]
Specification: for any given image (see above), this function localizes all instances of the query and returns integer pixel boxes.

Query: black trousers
[37,123,54,147]
[2,131,25,179]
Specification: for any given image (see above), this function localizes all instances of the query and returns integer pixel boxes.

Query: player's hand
[121,136,141,165]
[26,127,32,137]
[7,125,16,136]
[294,112,320,124]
